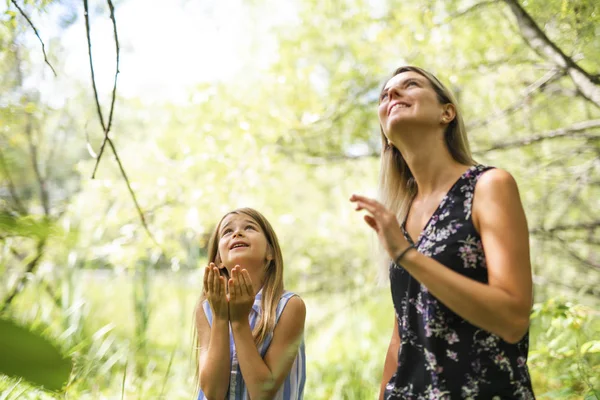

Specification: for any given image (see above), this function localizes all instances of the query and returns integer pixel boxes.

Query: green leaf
[0,319,71,391]
[581,340,600,355]
[0,212,53,240]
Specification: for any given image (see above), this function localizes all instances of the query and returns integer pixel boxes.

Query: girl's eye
[407,80,418,87]
[380,92,389,102]
[245,225,256,231]
[222,229,232,236]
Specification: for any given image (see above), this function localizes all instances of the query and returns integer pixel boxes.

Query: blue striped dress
[198,290,306,400]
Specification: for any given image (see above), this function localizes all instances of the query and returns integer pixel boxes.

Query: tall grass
[2,270,598,399]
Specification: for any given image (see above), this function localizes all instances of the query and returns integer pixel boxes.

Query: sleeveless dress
[385,165,535,399]
[198,290,306,400]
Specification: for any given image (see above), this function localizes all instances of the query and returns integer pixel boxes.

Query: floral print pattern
[386,165,535,399]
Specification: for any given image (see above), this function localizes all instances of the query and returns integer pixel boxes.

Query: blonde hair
[378,66,475,236]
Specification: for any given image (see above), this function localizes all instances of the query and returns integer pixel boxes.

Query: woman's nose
[388,86,401,99]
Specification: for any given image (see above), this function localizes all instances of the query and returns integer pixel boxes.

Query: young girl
[351,66,535,399]
[195,208,306,400]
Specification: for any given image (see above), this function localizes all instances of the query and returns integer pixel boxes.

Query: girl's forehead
[220,213,258,228]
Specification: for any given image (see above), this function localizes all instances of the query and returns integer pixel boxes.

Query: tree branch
[0,146,27,215]
[107,139,160,247]
[467,68,564,130]
[532,274,600,297]
[82,0,106,134]
[1,239,46,312]
[24,113,51,216]
[435,0,500,26]
[10,0,57,77]
[530,221,600,235]
[474,119,600,153]
[89,0,120,179]
[502,0,600,108]
[81,0,158,246]
[552,234,600,271]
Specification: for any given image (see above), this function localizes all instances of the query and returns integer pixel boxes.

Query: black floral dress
[385,165,535,400]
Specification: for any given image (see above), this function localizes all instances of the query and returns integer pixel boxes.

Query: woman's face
[378,71,449,138]
[217,213,271,269]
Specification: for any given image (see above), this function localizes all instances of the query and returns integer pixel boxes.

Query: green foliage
[529,298,600,399]
[1,0,599,398]
[0,318,71,391]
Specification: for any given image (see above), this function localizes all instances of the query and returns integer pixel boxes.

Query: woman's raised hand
[350,194,409,260]
[228,266,255,323]
[203,263,229,321]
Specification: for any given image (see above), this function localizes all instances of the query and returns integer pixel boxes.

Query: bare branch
[1,239,46,312]
[90,0,120,179]
[82,0,106,134]
[81,0,158,246]
[0,146,27,215]
[475,119,600,153]
[24,114,51,216]
[502,0,600,108]
[533,274,600,297]
[10,0,57,77]
[435,0,500,26]
[467,68,564,130]
[107,139,160,247]
[552,235,600,271]
[530,221,600,235]
[105,0,120,134]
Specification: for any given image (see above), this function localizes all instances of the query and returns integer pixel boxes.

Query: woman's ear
[441,103,456,124]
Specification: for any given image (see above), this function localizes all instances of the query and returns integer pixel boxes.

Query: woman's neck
[395,128,469,197]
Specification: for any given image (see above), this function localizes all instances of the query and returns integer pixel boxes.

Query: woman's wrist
[393,243,416,265]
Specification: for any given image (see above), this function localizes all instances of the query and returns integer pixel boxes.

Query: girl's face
[378,71,449,138]
[217,213,272,269]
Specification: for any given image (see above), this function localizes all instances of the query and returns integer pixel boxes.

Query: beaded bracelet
[394,244,416,265]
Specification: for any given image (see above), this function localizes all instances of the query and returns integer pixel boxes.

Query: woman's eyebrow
[386,76,424,90]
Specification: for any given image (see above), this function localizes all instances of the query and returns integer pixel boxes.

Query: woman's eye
[380,92,388,101]
[407,81,418,87]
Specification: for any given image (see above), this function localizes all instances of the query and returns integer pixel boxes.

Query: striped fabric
[198,290,306,400]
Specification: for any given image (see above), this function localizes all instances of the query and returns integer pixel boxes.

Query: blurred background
[0,0,598,398]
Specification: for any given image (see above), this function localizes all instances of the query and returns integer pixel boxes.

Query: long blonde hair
[378,66,475,224]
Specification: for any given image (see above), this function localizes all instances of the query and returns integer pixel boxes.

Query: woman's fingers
[364,214,379,232]
[350,194,381,208]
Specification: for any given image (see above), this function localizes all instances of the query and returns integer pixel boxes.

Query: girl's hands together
[203,263,229,321]
[228,266,256,324]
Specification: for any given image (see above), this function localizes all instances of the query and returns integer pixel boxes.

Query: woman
[350,66,535,399]
[195,208,306,399]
